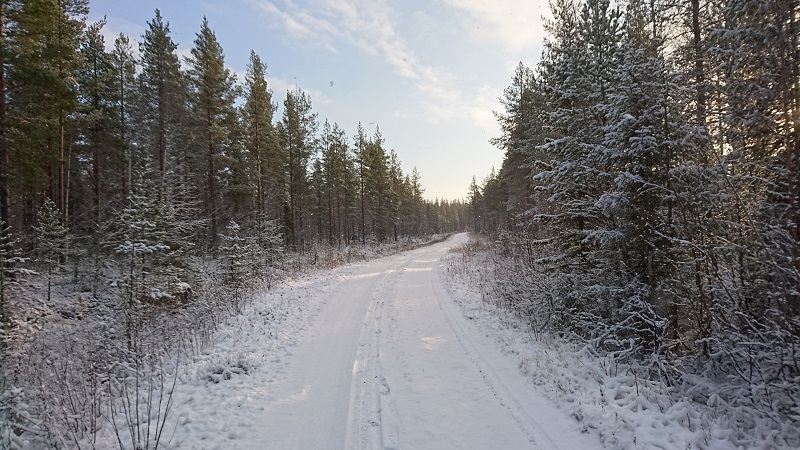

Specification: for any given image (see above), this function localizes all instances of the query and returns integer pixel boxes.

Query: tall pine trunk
[207,109,217,245]
[158,81,166,199]
[691,0,707,142]
[0,0,8,238]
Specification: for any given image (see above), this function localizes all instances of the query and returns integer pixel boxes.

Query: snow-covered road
[168,234,601,449]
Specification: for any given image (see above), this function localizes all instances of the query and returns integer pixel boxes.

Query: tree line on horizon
[470,0,799,434]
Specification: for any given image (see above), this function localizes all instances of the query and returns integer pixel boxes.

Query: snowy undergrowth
[1,234,449,449]
[112,272,333,449]
[441,239,797,450]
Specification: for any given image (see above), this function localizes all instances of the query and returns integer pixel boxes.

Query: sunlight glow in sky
[88,0,550,200]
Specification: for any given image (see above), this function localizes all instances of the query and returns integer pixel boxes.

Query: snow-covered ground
[160,233,602,449]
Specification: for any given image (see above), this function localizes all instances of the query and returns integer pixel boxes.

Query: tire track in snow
[429,250,561,450]
[345,254,407,450]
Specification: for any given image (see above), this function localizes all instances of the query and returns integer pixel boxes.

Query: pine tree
[186,17,239,246]
[492,63,549,231]
[336,124,358,245]
[386,150,404,240]
[410,168,424,235]
[219,105,250,227]
[0,0,10,247]
[242,51,281,220]
[77,21,117,228]
[308,157,325,242]
[363,127,390,242]
[317,121,356,245]
[139,10,186,199]
[354,122,368,244]
[8,0,88,225]
[467,176,482,232]
[279,89,317,249]
[319,120,336,244]
[110,33,137,202]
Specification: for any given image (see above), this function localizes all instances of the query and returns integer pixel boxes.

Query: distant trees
[0,6,463,299]
[477,0,799,437]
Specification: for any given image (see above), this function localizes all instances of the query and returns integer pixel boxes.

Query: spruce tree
[0,221,26,346]
[111,178,192,306]
[34,198,68,302]
[588,0,686,356]
[219,220,251,285]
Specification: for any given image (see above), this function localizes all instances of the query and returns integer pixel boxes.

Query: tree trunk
[207,108,217,245]
[0,0,7,234]
[60,115,67,224]
[255,118,264,215]
[360,161,365,245]
[158,81,166,199]
[0,0,8,324]
[120,61,130,203]
[691,0,707,159]
[288,134,296,248]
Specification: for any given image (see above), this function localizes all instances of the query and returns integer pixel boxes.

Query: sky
[87,0,551,201]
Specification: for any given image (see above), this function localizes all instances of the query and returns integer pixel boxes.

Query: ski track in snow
[165,234,602,449]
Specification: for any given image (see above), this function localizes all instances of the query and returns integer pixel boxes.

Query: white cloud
[266,75,332,106]
[247,0,340,52]
[441,0,551,52]
[248,0,505,129]
[469,84,503,132]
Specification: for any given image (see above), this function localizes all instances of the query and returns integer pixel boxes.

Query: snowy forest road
[170,234,601,449]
